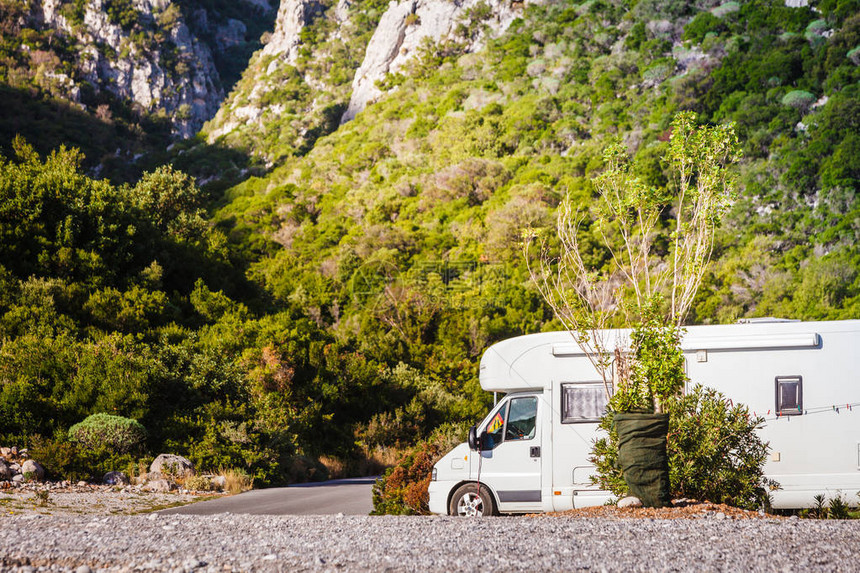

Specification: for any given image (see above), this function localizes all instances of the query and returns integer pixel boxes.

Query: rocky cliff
[342,0,525,122]
[203,0,529,162]
[38,0,223,137]
[2,0,276,143]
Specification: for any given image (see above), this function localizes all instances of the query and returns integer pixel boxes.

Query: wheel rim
[456,492,483,517]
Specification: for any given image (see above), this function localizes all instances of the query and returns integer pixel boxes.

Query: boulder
[211,475,227,490]
[103,471,130,486]
[21,460,45,481]
[150,454,196,477]
[617,496,643,509]
[12,474,24,483]
[142,479,173,493]
[0,461,11,480]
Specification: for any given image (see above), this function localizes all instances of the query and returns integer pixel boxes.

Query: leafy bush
[781,90,815,110]
[185,475,215,491]
[591,385,776,510]
[68,413,147,453]
[683,12,725,44]
[29,435,145,482]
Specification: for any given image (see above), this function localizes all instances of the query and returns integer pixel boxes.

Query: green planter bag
[614,412,672,508]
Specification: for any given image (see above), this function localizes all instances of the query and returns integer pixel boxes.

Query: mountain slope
[0,0,277,178]
[0,0,857,484]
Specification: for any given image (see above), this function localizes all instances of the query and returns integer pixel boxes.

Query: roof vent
[737,317,800,324]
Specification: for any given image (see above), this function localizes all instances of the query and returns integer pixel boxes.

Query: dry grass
[319,456,347,479]
[217,468,253,495]
[320,447,404,479]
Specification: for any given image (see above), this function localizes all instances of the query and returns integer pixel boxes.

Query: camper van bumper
[428,480,453,515]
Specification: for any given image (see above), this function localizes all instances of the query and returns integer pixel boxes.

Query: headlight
[431,467,438,481]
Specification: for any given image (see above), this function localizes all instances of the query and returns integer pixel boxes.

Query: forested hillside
[0,0,858,484]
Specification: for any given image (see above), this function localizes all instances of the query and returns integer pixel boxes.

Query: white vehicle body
[428,320,860,514]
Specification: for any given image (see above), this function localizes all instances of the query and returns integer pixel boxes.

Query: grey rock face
[261,0,323,63]
[341,0,529,122]
[38,0,224,137]
[0,461,11,480]
[150,454,196,477]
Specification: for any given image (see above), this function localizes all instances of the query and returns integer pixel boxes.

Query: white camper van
[427,320,860,516]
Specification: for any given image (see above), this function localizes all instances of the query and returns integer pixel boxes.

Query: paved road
[160,476,376,516]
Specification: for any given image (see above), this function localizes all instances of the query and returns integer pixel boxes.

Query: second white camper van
[427,319,860,516]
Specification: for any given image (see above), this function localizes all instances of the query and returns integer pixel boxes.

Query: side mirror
[480,430,491,450]
[468,425,479,450]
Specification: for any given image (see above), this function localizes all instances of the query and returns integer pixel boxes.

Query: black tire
[448,483,497,517]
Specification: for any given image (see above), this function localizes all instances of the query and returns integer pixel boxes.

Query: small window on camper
[775,376,803,416]
[561,382,607,424]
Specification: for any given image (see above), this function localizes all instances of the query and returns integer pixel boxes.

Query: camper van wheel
[449,483,497,517]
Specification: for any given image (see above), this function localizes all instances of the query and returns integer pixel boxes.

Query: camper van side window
[775,376,803,416]
[561,382,607,423]
[505,397,537,441]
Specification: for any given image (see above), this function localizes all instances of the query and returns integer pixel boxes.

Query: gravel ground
[0,487,214,517]
[1,513,859,572]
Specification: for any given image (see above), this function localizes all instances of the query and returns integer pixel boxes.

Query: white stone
[142,479,173,493]
[617,496,643,508]
[150,454,196,477]
[21,460,45,481]
[38,0,223,137]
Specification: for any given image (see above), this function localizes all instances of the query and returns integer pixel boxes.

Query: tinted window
[776,376,803,415]
[561,382,607,423]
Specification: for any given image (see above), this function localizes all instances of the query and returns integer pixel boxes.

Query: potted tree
[526,112,740,507]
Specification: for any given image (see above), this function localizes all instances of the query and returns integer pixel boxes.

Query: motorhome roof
[478,319,860,393]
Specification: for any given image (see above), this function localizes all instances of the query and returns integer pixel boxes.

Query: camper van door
[472,393,542,512]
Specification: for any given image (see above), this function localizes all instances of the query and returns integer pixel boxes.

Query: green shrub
[683,12,725,44]
[781,90,815,110]
[68,413,147,453]
[591,385,776,510]
[29,435,144,482]
[185,475,214,491]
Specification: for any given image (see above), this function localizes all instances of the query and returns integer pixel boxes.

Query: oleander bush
[591,385,776,510]
[371,423,468,515]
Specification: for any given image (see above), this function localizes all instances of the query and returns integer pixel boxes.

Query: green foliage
[104,0,140,30]
[29,434,144,482]
[611,306,687,413]
[683,12,726,44]
[68,413,147,453]
[781,90,815,109]
[1,0,858,491]
[592,385,775,510]
[828,493,852,519]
